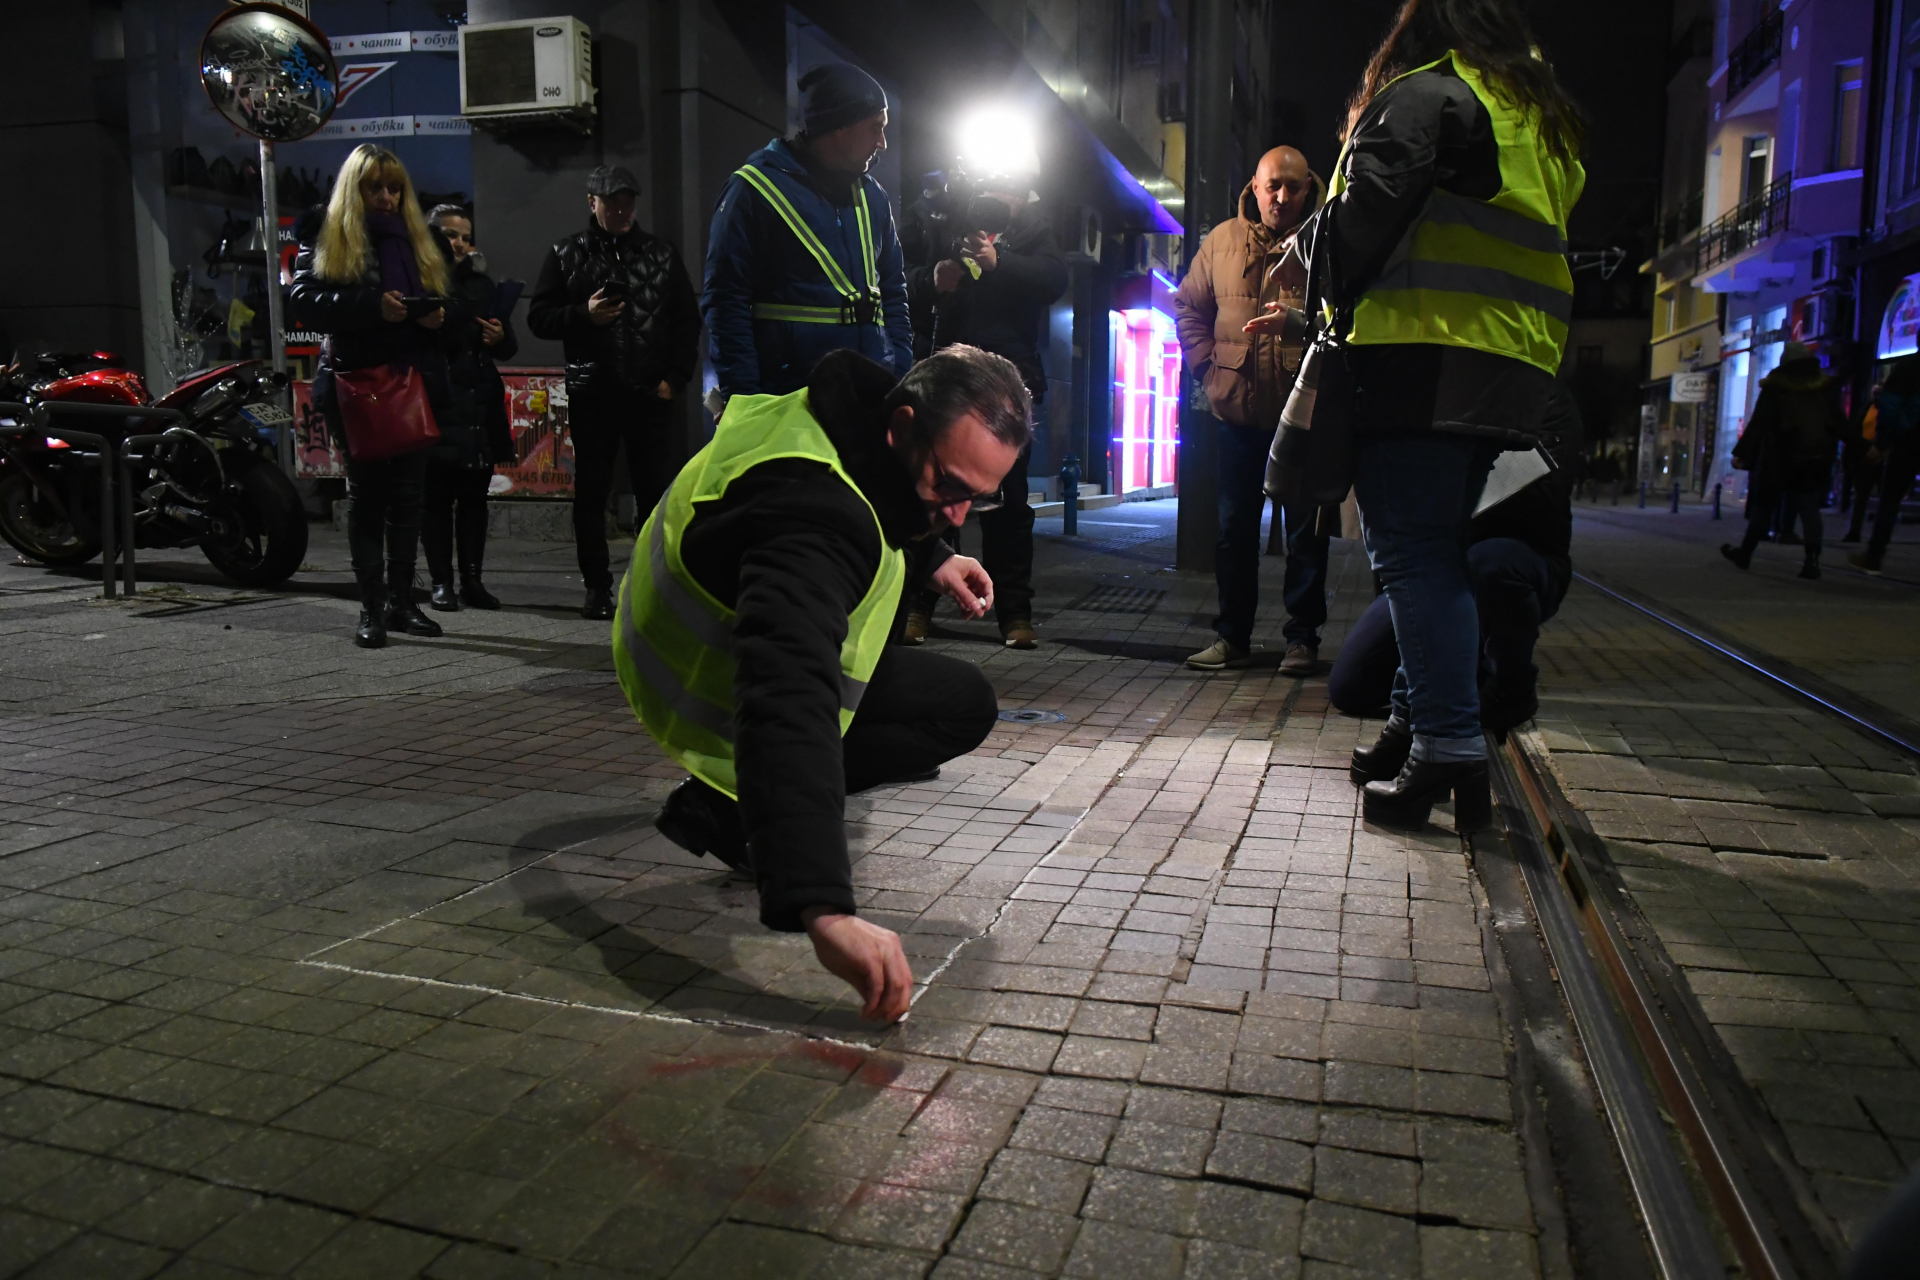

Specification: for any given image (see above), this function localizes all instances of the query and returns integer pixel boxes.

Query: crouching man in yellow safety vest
[614,346,1029,1023]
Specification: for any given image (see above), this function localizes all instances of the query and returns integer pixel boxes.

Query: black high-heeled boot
[429,582,461,611]
[384,564,444,637]
[353,568,387,649]
[1351,721,1413,786]
[1362,757,1493,832]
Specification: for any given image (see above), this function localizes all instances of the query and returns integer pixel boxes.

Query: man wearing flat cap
[701,63,913,414]
[529,165,702,620]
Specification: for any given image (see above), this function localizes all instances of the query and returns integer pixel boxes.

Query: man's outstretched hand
[802,907,913,1023]
[929,553,993,619]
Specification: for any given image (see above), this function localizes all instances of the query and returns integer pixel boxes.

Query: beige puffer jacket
[1174,172,1324,427]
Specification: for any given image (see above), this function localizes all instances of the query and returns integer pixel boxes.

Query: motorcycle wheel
[0,471,101,566]
[201,456,309,588]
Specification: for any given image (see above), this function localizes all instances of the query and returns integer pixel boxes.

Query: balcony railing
[1697,171,1792,272]
[1727,4,1782,98]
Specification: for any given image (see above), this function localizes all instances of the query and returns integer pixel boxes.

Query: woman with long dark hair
[424,203,516,610]
[289,145,453,648]
[1261,0,1584,828]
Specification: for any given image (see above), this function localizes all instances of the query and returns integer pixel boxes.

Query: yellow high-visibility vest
[1331,51,1585,374]
[611,387,907,798]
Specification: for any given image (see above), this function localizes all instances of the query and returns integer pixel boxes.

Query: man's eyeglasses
[928,451,1002,513]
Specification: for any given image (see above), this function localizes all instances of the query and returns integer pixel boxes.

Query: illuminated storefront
[1108,272,1180,495]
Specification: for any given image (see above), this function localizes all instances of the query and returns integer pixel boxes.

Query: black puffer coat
[526,219,700,402]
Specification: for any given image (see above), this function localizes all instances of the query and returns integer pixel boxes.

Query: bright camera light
[955,105,1040,180]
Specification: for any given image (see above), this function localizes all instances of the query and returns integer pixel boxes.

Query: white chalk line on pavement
[294,743,1137,1048]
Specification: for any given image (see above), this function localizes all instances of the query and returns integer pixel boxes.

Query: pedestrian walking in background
[701,63,912,409]
[424,204,516,611]
[1839,383,1879,542]
[289,144,454,650]
[1851,352,1920,574]
[1722,342,1843,580]
[902,170,1067,650]
[1176,145,1329,676]
[1289,0,1585,831]
[528,166,701,622]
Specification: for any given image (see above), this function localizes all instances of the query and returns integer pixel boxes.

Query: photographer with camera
[902,172,1067,649]
[528,166,701,621]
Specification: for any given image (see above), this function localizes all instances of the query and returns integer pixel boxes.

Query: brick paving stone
[1515,503,1920,1248]
[0,514,1558,1276]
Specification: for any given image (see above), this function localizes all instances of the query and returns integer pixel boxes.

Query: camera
[920,169,1016,265]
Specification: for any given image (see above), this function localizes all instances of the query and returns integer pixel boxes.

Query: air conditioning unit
[460,17,595,130]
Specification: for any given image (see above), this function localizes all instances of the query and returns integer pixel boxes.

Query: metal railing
[1693,171,1793,274]
[0,400,186,598]
[1727,3,1782,98]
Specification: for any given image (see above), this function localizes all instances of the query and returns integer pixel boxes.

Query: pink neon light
[1109,308,1180,493]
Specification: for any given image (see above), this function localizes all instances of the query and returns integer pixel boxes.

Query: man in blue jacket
[701,64,912,410]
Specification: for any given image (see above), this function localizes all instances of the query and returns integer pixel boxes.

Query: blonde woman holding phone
[289,144,454,648]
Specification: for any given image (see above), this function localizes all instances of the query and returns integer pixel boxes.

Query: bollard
[1059,453,1081,537]
[1639,481,1648,508]
[1670,481,1680,514]
[1712,482,1722,520]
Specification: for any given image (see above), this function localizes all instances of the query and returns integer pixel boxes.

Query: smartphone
[400,295,446,317]
[596,281,630,304]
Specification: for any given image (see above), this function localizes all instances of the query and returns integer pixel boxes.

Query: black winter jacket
[909,201,1069,397]
[678,351,954,932]
[1733,364,1845,500]
[437,256,518,468]
[287,211,457,451]
[1318,61,1558,446]
[527,219,700,402]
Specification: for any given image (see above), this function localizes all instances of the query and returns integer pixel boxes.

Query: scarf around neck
[366,210,423,296]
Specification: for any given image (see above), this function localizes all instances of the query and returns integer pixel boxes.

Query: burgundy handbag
[332,363,440,462]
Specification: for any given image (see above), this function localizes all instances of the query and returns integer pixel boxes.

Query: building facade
[1647,0,1872,506]
[6,0,1277,518]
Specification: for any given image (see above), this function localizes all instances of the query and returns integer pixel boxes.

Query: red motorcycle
[0,352,308,587]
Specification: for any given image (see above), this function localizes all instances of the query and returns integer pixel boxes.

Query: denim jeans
[1329,538,1565,721]
[1215,420,1328,649]
[1353,434,1498,762]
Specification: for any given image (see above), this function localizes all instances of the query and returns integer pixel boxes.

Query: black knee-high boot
[458,489,499,609]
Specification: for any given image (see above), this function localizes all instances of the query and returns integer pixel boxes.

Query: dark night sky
[1269,0,1673,253]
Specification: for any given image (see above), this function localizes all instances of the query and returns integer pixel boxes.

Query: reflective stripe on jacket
[1333,51,1584,375]
[735,164,882,325]
[611,388,908,798]
[700,138,913,398]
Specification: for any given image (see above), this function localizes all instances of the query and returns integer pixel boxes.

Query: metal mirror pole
[258,137,292,474]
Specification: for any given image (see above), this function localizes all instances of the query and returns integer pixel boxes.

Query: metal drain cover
[998,709,1066,724]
